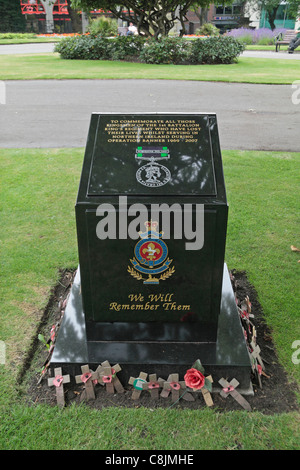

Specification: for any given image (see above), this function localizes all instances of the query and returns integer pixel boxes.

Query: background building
[18,0,297,34]
[20,0,71,33]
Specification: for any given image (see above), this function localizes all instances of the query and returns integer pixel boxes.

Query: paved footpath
[0,44,299,151]
[1,79,299,151]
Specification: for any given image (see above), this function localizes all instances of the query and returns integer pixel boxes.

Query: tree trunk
[66,0,82,33]
[192,7,208,27]
[266,6,279,31]
[199,8,208,26]
[103,1,193,39]
[40,0,54,33]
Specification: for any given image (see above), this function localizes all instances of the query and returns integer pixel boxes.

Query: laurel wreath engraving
[127,266,143,280]
[127,265,175,282]
[159,266,175,280]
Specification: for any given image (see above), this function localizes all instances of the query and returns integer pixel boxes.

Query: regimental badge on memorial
[128,221,175,284]
[135,147,171,188]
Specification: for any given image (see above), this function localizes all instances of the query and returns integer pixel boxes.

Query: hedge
[139,37,191,64]
[190,36,245,64]
[55,35,245,65]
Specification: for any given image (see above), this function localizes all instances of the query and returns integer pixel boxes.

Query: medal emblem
[135,147,171,188]
[128,221,175,284]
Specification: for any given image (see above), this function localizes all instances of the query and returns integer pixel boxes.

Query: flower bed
[226,27,287,45]
[37,33,90,38]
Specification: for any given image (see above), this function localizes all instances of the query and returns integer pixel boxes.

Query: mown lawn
[0,53,299,84]
[0,148,299,450]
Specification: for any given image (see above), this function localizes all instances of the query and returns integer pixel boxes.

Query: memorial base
[50,264,253,394]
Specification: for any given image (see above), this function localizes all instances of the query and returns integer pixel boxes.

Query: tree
[246,0,300,31]
[189,3,210,28]
[260,0,287,30]
[0,0,26,32]
[71,0,217,38]
[288,0,300,17]
[66,0,82,32]
[40,0,55,33]
[264,0,281,30]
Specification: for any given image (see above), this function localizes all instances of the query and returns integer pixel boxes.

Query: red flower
[184,368,205,390]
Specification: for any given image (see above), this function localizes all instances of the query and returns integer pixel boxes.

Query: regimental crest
[135,147,171,188]
[128,221,175,284]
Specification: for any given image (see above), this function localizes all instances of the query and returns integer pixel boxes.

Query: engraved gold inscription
[104,119,201,144]
[109,293,190,312]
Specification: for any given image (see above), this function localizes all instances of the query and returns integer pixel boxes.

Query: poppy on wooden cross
[142,374,165,400]
[161,374,187,402]
[96,360,124,394]
[75,364,96,401]
[219,377,252,411]
[48,367,70,408]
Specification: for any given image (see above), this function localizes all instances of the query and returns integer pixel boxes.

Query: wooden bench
[275,29,297,52]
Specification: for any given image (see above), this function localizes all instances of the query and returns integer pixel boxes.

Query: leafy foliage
[246,0,300,31]
[108,35,146,59]
[55,35,244,65]
[139,37,191,64]
[55,35,111,59]
[227,27,287,45]
[0,33,36,39]
[54,35,146,60]
[88,16,118,37]
[71,0,212,37]
[0,0,26,32]
[190,36,245,64]
[195,23,220,37]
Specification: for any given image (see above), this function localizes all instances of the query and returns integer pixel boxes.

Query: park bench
[275,29,297,52]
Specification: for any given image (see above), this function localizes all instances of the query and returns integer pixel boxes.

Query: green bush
[55,34,244,65]
[233,33,253,45]
[256,36,275,46]
[0,0,26,33]
[108,35,146,60]
[190,36,245,64]
[54,35,146,61]
[139,37,191,64]
[54,35,111,60]
[88,16,118,37]
[0,33,36,39]
[195,23,219,37]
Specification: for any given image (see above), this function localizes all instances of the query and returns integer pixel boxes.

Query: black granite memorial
[51,113,252,392]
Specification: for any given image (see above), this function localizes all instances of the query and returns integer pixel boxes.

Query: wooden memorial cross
[161,374,187,402]
[96,361,124,394]
[200,375,214,407]
[75,364,96,401]
[128,372,148,400]
[142,374,165,400]
[250,340,265,370]
[219,378,252,411]
[241,295,253,318]
[48,367,70,408]
[250,340,266,389]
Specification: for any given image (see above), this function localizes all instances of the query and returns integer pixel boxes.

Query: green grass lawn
[0,38,60,45]
[0,53,299,84]
[0,148,299,450]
